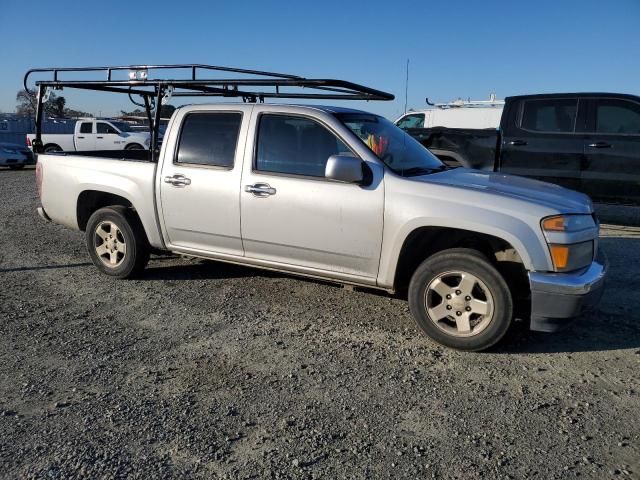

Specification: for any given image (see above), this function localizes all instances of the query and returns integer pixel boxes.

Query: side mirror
[325,154,364,183]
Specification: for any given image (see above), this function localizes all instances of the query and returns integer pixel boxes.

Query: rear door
[240,109,384,280]
[582,97,640,204]
[74,121,96,151]
[500,97,585,191]
[158,106,250,255]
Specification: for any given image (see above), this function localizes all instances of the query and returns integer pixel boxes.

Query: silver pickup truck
[36,103,607,351]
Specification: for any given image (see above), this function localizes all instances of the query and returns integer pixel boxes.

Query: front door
[500,97,584,191]
[582,97,640,204]
[240,112,384,280]
[96,122,126,150]
[159,107,249,255]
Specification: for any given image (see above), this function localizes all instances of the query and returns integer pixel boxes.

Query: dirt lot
[0,167,638,479]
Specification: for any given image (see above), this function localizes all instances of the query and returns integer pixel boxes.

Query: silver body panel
[37,103,601,293]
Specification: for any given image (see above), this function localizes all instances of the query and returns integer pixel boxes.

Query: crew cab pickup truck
[36,103,607,351]
[404,93,640,205]
[27,118,151,153]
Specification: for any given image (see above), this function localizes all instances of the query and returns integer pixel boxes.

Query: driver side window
[255,114,351,177]
[97,123,119,135]
[396,114,425,129]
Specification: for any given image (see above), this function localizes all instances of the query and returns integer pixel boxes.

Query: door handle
[587,141,612,149]
[507,140,527,146]
[97,136,104,139]
[245,183,276,196]
[77,136,85,139]
[164,174,192,187]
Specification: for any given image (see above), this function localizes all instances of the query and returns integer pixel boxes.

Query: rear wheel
[408,248,513,351]
[125,143,144,150]
[43,144,62,153]
[85,206,149,278]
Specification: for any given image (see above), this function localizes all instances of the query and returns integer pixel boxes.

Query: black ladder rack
[24,64,395,159]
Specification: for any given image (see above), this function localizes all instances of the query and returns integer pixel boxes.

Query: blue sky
[0,0,638,120]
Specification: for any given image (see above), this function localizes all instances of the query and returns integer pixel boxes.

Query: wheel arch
[77,190,134,231]
[43,143,63,152]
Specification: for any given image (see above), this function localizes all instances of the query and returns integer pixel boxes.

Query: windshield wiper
[400,165,447,176]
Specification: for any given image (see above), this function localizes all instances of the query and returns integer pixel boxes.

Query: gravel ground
[1,167,638,479]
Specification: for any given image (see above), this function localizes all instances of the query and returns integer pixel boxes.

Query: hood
[416,168,593,214]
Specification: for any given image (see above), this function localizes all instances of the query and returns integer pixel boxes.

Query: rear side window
[255,114,351,177]
[396,113,425,129]
[176,112,242,167]
[596,99,640,134]
[521,99,578,133]
[79,122,93,134]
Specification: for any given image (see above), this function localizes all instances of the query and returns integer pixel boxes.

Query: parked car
[0,141,34,169]
[27,118,151,153]
[402,93,640,205]
[36,103,607,351]
[395,95,504,130]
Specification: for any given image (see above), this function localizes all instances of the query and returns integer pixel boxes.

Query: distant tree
[47,95,66,118]
[16,89,37,117]
[16,89,91,118]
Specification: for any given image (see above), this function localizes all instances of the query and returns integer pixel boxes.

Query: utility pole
[404,58,409,114]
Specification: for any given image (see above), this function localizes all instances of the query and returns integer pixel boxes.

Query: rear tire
[43,144,62,153]
[125,143,144,150]
[85,206,149,279]
[408,248,513,351]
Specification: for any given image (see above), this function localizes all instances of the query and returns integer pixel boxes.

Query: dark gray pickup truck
[404,93,640,205]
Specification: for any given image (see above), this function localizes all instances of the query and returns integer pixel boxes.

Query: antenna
[403,59,409,114]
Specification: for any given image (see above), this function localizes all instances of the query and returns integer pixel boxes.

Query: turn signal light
[542,216,566,231]
[549,245,569,270]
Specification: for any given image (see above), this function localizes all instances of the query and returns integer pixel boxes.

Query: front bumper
[528,253,608,332]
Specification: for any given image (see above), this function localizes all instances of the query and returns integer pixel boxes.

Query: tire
[408,248,513,351]
[85,206,150,279]
[125,143,144,150]
[44,144,62,153]
[9,165,25,170]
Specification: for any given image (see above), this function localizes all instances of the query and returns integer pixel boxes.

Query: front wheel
[408,248,513,351]
[85,206,149,278]
[125,143,144,150]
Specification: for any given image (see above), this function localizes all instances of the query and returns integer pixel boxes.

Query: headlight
[541,215,596,272]
[541,214,595,233]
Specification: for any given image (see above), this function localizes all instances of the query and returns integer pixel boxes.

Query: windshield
[108,121,133,133]
[335,113,444,176]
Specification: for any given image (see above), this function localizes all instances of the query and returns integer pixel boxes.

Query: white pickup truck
[27,118,151,153]
[36,102,607,351]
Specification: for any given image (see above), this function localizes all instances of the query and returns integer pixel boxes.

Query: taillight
[26,136,31,147]
[36,162,43,198]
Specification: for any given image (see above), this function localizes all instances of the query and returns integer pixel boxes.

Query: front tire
[408,248,513,351]
[85,206,149,279]
[125,143,144,150]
